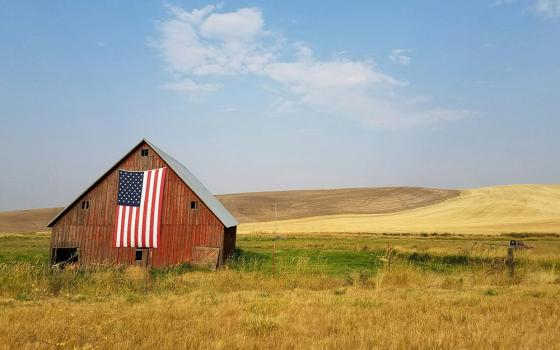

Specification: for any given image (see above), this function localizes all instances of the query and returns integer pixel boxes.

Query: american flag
[114,168,167,248]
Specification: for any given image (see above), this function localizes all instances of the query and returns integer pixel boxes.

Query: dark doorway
[135,248,149,267]
[52,247,78,267]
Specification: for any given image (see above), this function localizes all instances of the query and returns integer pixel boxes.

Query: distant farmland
[0,207,62,234]
[2,184,560,235]
[241,184,560,235]
[0,187,458,233]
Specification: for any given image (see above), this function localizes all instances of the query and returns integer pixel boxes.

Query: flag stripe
[116,206,122,247]
[119,205,126,248]
[145,170,155,248]
[149,169,160,248]
[138,171,149,248]
[130,206,137,247]
[123,206,130,247]
[153,168,166,248]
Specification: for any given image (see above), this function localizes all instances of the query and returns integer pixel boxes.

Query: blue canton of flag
[117,171,143,207]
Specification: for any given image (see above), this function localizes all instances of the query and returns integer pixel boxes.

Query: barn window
[81,200,90,210]
[190,201,198,210]
[141,148,149,157]
[135,248,149,267]
[52,247,78,267]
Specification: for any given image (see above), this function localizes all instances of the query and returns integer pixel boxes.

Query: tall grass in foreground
[1,259,559,349]
[1,246,559,349]
[1,246,558,302]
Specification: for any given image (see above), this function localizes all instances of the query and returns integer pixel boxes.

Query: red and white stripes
[114,167,167,248]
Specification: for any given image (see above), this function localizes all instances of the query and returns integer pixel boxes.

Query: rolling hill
[0,187,456,233]
[218,187,459,223]
[0,207,63,234]
[2,185,559,235]
[240,184,560,235]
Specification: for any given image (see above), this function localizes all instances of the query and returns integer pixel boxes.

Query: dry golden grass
[1,265,559,349]
[240,184,560,235]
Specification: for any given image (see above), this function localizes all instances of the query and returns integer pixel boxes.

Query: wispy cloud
[153,4,475,128]
[492,0,560,18]
[533,0,560,17]
[389,49,412,65]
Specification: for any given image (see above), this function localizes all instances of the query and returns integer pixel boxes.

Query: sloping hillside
[218,187,459,223]
[0,187,458,233]
[0,208,63,233]
[4,185,559,235]
[240,185,560,235]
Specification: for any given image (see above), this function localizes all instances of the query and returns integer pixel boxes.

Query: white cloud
[389,49,412,65]
[154,5,474,128]
[533,0,560,17]
[155,5,273,77]
[199,8,264,41]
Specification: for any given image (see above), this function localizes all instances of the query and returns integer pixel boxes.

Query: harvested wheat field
[218,187,459,222]
[240,184,560,235]
[0,208,62,234]
[3,185,560,236]
[0,187,459,233]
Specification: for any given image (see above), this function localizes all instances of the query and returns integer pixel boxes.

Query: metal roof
[47,139,239,228]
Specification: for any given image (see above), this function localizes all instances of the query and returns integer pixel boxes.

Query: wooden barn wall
[50,142,228,267]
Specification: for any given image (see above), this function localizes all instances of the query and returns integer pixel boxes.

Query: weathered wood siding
[50,142,227,267]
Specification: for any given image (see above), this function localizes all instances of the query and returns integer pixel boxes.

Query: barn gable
[47,139,238,228]
[48,139,238,267]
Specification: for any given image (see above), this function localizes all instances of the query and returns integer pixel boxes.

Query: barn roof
[47,139,239,228]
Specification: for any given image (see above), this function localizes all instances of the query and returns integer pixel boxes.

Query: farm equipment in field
[509,240,532,249]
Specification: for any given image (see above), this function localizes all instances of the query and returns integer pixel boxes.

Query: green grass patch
[0,233,50,262]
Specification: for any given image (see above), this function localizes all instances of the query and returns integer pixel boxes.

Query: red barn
[47,139,238,268]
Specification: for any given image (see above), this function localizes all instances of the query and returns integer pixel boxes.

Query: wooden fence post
[507,246,514,278]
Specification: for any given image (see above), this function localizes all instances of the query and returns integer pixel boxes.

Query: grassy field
[1,231,560,349]
[240,184,560,234]
[2,184,560,348]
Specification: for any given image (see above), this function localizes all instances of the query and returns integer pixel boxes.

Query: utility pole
[274,202,277,234]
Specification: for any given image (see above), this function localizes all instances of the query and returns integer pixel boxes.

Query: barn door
[135,248,150,267]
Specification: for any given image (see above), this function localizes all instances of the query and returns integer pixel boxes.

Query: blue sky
[1,0,559,211]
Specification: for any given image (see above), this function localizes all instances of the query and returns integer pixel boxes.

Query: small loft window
[190,201,198,210]
[81,200,90,210]
[141,148,149,157]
